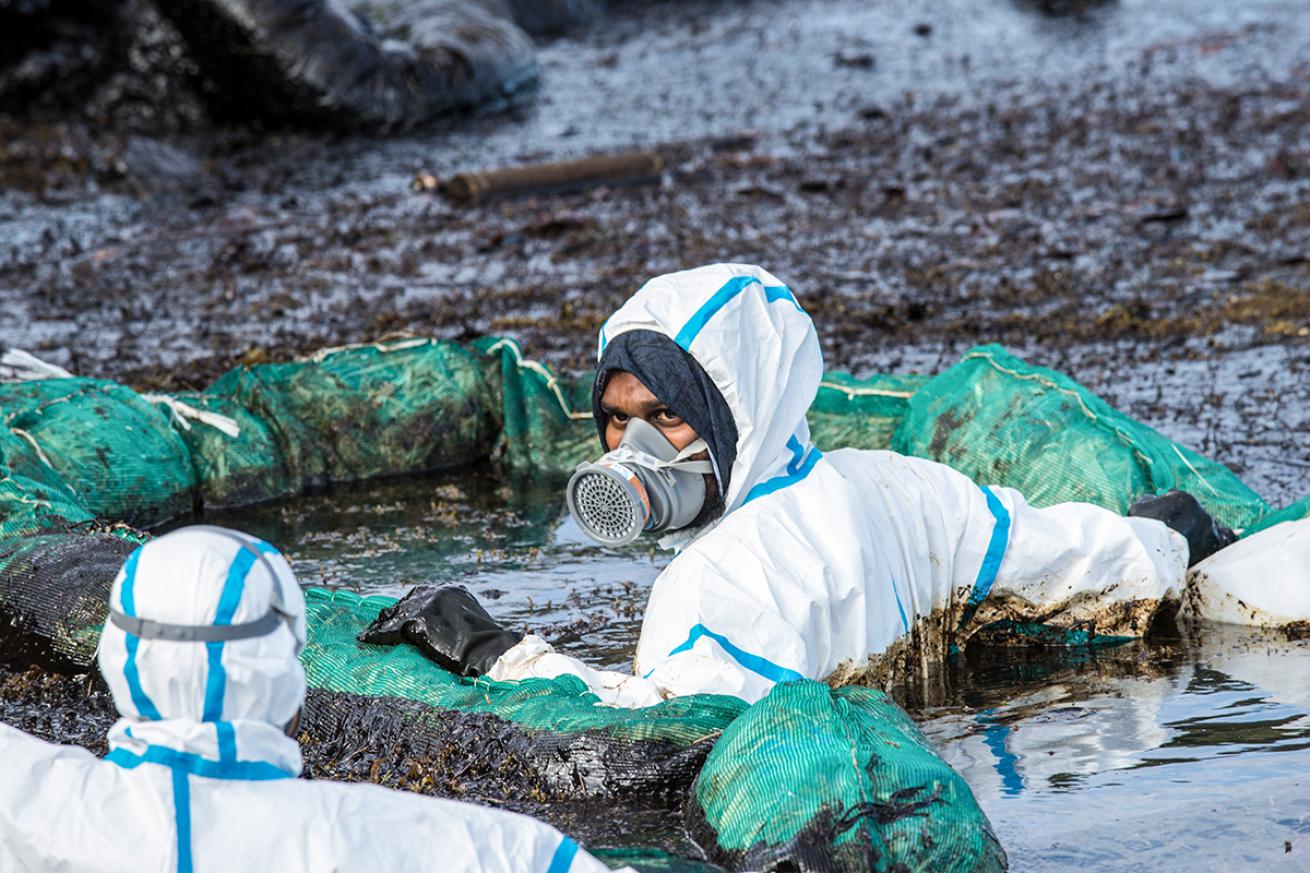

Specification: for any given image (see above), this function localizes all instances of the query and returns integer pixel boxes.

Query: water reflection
[919,629,1310,870]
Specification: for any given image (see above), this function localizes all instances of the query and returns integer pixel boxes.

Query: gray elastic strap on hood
[110,523,294,644]
[108,608,284,643]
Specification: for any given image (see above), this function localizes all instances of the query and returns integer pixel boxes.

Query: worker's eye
[652,409,683,426]
[609,411,630,425]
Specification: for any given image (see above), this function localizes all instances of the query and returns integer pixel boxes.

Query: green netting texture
[473,336,930,476]
[809,372,931,452]
[1248,494,1310,534]
[0,378,196,527]
[474,337,598,474]
[0,532,136,667]
[591,848,724,873]
[892,344,1272,532]
[691,682,1006,873]
[0,430,94,535]
[206,339,501,494]
[165,391,291,509]
[301,587,747,744]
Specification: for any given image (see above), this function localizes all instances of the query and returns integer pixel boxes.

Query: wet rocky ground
[2,0,1308,505]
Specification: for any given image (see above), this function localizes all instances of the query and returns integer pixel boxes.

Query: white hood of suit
[97,525,307,777]
[598,263,824,514]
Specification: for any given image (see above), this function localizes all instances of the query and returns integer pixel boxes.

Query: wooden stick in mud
[438,151,663,202]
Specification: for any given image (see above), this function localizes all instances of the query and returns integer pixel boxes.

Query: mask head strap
[110,526,295,645]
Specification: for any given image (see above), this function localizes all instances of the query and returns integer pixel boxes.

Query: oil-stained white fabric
[0,527,610,873]
[492,263,1189,706]
[1183,517,1310,626]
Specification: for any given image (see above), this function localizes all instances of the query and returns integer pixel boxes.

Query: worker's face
[600,371,700,452]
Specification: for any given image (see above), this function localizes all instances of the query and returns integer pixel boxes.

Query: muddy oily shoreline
[3,0,1309,504]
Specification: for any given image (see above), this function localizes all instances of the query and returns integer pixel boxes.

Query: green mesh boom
[302,588,747,744]
[2,336,1307,872]
[0,378,196,526]
[892,344,1279,532]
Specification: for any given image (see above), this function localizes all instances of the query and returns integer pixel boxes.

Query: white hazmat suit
[491,263,1191,706]
[0,526,612,873]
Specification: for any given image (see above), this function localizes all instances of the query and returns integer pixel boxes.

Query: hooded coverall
[489,263,1190,706]
[0,527,611,873]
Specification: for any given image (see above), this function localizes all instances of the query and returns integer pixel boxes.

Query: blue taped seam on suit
[742,446,823,505]
[784,435,806,474]
[891,578,910,634]
[674,276,806,349]
[668,624,805,683]
[675,276,761,349]
[202,548,258,733]
[764,284,805,312]
[546,837,580,873]
[968,486,1011,607]
[214,721,237,765]
[106,745,293,781]
[171,768,194,873]
[119,549,163,721]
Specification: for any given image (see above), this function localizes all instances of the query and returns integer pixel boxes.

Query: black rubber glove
[1128,490,1237,567]
[357,585,523,677]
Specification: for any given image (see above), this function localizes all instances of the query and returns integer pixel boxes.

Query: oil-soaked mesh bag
[688,682,1007,873]
[893,344,1274,532]
[0,378,196,527]
[205,339,502,495]
[0,531,140,670]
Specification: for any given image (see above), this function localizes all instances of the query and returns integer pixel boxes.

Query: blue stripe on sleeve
[546,837,579,873]
[968,486,1012,608]
[668,624,805,684]
[891,578,910,634]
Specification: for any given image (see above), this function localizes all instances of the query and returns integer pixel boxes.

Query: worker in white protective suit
[0,526,613,873]
[370,263,1241,708]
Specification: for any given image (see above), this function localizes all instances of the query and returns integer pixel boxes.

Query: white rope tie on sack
[0,348,74,382]
[142,395,242,438]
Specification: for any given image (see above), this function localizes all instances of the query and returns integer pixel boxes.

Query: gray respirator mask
[566,417,715,546]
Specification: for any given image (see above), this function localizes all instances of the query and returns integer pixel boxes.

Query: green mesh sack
[809,372,930,452]
[473,336,933,475]
[1248,494,1310,534]
[0,378,196,527]
[688,682,1006,873]
[160,392,292,509]
[206,339,501,491]
[0,430,94,535]
[474,336,597,475]
[892,344,1272,532]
